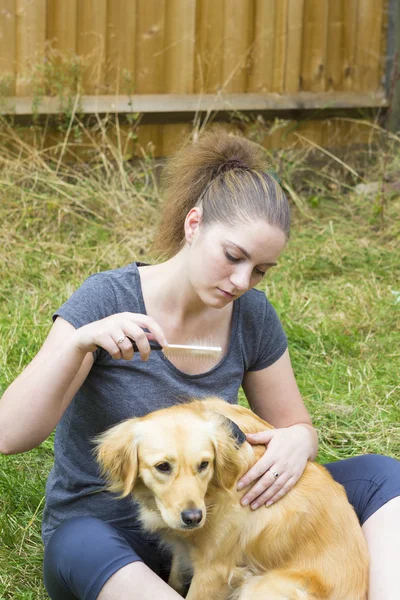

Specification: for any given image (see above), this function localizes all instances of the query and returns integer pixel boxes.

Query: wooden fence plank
[77,0,107,94]
[135,0,166,156]
[326,1,344,91]
[342,0,358,91]
[272,0,288,92]
[194,0,224,93]
[355,0,385,92]
[285,0,305,93]
[223,0,253,93]
[259,120,297,150]
[0,0,16,94]
[1,92,387,116]
[106,0,136,94]
[163,0,196,93]
[162,0,196,153]
[248,0,275,93]
[160,122,192,156]
[300,0,328,92]
[43,1,78,154]
[15,0,46,95]
[47,0,77,53]
[135,0,166,94]
[295,119,324,146]
[105,1,137,160]
[136,123,162,158]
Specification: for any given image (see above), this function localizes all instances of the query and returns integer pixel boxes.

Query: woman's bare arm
[0,317,93,454]
[242,348,318,459]
[0,310,167,455]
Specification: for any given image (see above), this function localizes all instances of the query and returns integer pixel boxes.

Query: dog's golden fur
[95,397,369,599]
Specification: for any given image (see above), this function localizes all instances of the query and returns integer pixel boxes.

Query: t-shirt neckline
[132,262,239,379]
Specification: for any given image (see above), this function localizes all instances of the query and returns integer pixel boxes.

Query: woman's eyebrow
[225,240,277,267]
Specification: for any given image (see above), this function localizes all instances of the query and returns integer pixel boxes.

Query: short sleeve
[247,296,288,372]
[52,272,117,330]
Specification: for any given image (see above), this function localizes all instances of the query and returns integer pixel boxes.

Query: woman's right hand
[73,312,168,361]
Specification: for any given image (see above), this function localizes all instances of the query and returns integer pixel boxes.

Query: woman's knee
[325,454,400,525]
[44,517,99,599]
[44,517,137,600]
[347,454,400,485]
[326,453,399,482]
[45,517,111,569]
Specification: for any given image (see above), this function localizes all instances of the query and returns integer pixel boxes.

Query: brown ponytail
[152,127,290,260]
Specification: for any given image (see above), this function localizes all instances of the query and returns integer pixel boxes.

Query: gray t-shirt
[42,262,287,546]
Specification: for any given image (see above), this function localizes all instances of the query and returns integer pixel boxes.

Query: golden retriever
[95,397,369,599]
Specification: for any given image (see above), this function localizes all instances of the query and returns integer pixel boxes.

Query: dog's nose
[181,509,203,526]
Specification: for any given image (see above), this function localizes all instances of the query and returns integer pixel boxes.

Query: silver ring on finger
[116,335,126,345]
[270,469,279,479]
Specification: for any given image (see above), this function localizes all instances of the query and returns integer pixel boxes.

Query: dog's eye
[199,461,209,472]
[155,462,171,473]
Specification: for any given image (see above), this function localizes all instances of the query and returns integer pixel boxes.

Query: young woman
[0,129,399,600]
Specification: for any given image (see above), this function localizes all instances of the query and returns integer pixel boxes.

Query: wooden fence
[0,0,391,156]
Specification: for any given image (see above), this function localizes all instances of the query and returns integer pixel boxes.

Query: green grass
[0,119,399,598]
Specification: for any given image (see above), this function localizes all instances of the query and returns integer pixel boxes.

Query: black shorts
[43,454,400,600]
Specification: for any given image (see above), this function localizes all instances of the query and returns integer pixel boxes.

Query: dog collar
[226,418,247,447]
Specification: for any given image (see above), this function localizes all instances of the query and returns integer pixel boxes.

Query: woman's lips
[218,288,235,298]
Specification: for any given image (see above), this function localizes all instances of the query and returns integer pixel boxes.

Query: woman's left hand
[236,424,313,510]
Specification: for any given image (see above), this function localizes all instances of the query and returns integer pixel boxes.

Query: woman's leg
[43,516,179,600]
[362,496,400,600]
[325,454,400,600]
[98,562,183,600]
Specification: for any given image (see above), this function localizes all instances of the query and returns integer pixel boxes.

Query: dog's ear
[209,414,248,490]
[94,419,139,498]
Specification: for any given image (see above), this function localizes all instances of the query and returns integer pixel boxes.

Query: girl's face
[185,213,287,308]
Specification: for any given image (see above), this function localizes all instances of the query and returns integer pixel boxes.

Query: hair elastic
[215,158,251,176]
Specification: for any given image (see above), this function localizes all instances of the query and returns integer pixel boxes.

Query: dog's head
[94,400,248,532]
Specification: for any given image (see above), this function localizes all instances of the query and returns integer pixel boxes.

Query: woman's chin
[205,289,236,307]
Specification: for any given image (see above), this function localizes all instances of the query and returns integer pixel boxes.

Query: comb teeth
[162,344,222,361]
[127,337,223,361]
